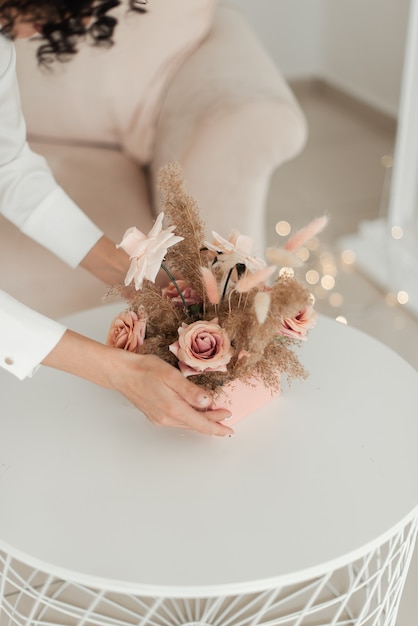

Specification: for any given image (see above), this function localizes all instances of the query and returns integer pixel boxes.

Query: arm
[0,38,103,268]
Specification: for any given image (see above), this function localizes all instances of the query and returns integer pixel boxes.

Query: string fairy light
[272,167,412,329]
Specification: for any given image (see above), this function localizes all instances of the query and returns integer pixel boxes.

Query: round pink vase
[212,377,281,426]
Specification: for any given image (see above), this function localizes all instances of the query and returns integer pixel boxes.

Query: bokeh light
[341,249,356,265]
[321,275,336,290]
[391,225,404,240]
[296,247,310,262]
[329,292,343,307]
[275,220,291,236]
[397,290,409,305]
[305,270,320,285]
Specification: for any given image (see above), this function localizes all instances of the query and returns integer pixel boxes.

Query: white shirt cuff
[0,291,67,380]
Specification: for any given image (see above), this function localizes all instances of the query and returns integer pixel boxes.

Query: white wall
[231,0,411,117]
[228,0,327,77]
[321,0,411,116]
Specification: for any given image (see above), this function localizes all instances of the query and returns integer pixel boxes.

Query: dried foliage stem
[160,263,188,309]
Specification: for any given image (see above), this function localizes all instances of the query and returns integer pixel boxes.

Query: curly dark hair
[0,0,147,65]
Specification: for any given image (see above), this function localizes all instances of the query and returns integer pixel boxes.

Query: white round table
[1,304,418,626]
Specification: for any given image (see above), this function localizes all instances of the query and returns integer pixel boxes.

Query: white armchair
[4,0,307,319]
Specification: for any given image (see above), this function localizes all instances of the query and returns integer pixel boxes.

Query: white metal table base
[1,511,417,626]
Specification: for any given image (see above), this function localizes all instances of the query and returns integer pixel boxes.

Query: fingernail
[197,394,210,407]
[223,413,233,420]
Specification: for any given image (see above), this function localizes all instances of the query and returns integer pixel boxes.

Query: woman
[0,0,233,436]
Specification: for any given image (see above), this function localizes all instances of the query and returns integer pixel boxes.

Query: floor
[267,79,418,626]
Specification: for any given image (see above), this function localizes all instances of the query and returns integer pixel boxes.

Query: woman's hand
[43,330,234,437]
[107,351,233,435]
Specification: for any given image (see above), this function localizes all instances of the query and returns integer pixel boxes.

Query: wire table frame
[1,510,417,626]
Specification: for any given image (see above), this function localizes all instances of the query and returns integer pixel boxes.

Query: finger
[165,369,214,410]
[140,389,233,435]
[172,383,234,434]
[202,408,232,422]
[153,396,234,436]
[184,410,234,436]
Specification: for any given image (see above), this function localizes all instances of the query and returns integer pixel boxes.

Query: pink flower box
[211,377,281,426]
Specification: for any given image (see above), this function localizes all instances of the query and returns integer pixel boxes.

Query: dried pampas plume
[265,247,302,268]
[284,215,329,252]
[201,266,220,304]
[159,163,206,298]
[236,265,277,294]
[254,291,271,324]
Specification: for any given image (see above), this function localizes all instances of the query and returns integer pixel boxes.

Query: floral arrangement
[107,163,327,398]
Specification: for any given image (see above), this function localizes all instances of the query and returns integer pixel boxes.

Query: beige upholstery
[151,4,308,255]
[7,0,307,319]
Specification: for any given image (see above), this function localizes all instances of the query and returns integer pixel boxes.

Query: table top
[1,304,418,597]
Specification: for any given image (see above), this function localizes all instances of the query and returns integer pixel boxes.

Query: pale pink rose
[278,304,318,341]
[117,213,183,290]
[169,318,233,377]
[106,310,146,352]
[161,280,202,307]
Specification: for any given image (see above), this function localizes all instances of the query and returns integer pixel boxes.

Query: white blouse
[0,36,103,380]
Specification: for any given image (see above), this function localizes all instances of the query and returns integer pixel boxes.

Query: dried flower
[236,265,277,294]
[265,247,302,268]
[254,291,271,324]
[201,267,221,305]
[108,163,325,395]
[117,213,183,289]
[205,230,266,272]
[284,216,328,252]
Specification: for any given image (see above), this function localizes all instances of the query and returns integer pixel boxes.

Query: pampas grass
[284,215,329,252]
[158,163,206,300]
[201,266,221,304]
[254,291,271,324]
[265,247,302,268]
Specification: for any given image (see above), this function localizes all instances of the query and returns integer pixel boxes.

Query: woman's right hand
[43,330,234,437]
[106,350,234,436]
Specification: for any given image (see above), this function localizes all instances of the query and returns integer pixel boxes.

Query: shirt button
[4,357,14,366]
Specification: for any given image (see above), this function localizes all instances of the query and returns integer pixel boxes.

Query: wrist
[42,329,118,388]
[80,235,129,286]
